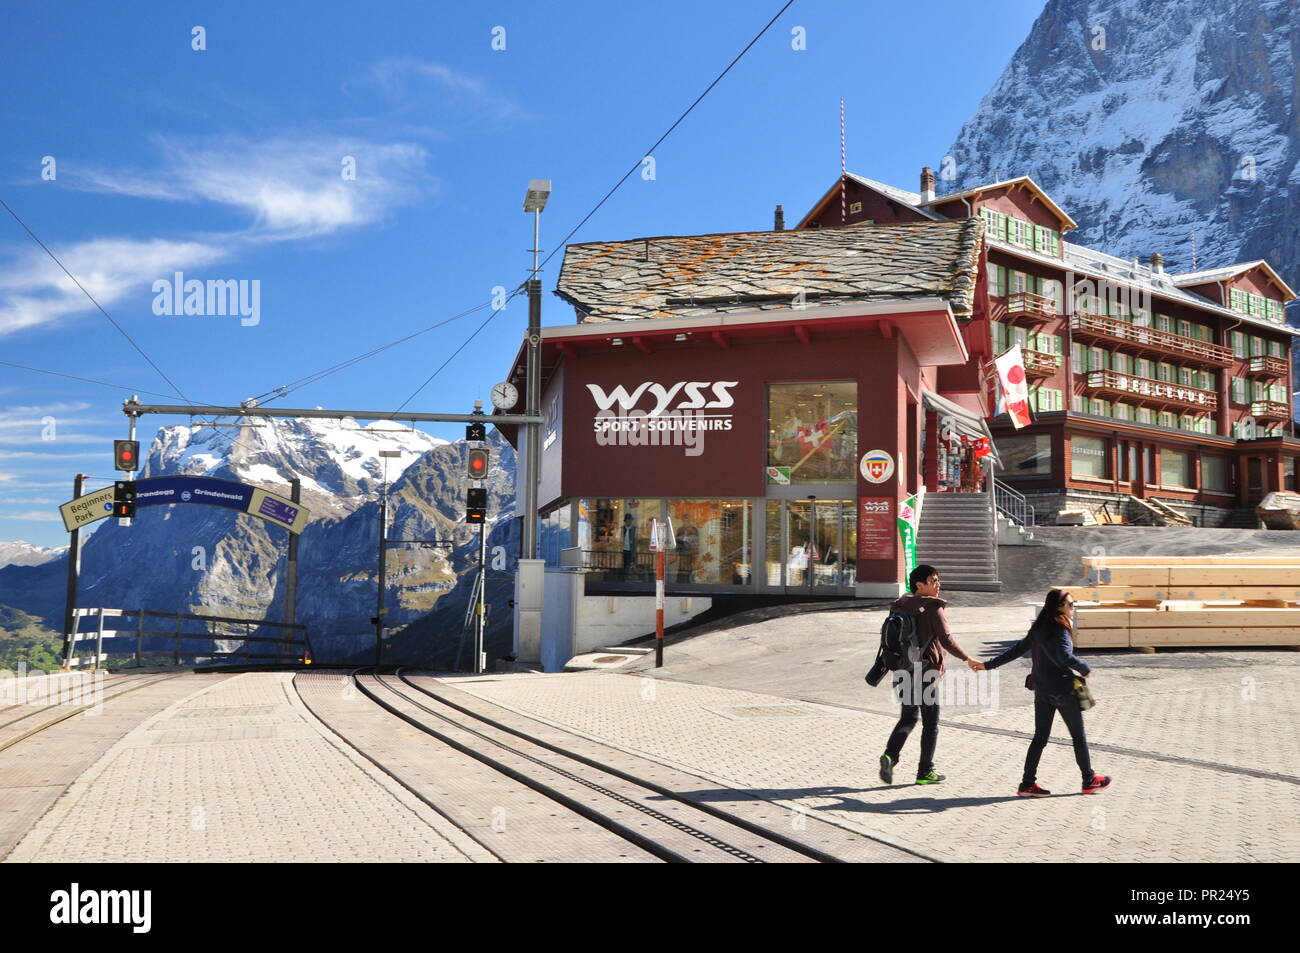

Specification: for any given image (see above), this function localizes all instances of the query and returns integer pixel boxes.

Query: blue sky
[0,0,1046,547]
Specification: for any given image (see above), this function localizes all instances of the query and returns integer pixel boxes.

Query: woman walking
[983,589,1111,796]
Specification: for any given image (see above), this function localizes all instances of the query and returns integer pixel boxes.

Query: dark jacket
[986,620,1091,695]
[889,593,971,676]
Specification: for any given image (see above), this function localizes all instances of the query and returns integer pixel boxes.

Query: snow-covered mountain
[146,416,447,518]
[0,418,518,667]
[0,540,66,569]
[944,0,1298,289]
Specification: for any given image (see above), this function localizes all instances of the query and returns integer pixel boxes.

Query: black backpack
[865,607,930,687]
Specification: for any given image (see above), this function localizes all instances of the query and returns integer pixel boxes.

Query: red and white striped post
[654,524,666,668]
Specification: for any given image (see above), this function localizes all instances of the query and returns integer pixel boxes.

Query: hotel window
[1158,411,1175,428]
[1267,299,1285,323]
[1032,387,1063,412]
[1135,358,1152,379]
[1071,393,1084,412]
[1268,339,1284,358]
[1042,279,1064,312]
[767,382,857,483]
[1270,382,1288,402]
[996,433,1053,476]
[1175,318,1191,338]
[1071,436,1108,478]
[1156,362,1173,382]
[1112,353,1129,374]
[1009,270,1029,295]
[1072,342,1084,371]
[1179,414,1195,431]
[1202,455,1228,492]
[1160,449,1191,487]
[1154,314,1171,332]
[988,263,1007,297]
[1231,377,1247,404]
[1252,380,1266,402]
[1090,348,1107,372]
[1137,408,1153,424]
[1178,367,1193,386]
[1197,370,1214,391]
[1090,398,1109,416]
[1231,331,1247,357]
[1249,335,1265,357]
[1113,403,1131,421]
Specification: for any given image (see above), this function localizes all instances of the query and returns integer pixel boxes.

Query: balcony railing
[1070,312,1233,367]
[1003,291,1056,326]
[1085,370,1218,413]
[1022,348,1061,377]
[1250,400,1290,421]
[1245,355,1289,380]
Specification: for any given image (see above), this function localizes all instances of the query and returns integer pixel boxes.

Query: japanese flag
[995,345,1032,429]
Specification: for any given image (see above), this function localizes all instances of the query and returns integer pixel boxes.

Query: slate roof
[555,218,984,323]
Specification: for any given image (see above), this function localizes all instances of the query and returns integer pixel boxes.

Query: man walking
[879,564,984,785]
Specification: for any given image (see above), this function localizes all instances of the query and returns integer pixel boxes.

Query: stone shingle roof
[555,218,985,323]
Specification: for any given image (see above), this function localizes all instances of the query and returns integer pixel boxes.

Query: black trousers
[1023,691,1094,786]
[884,700,941,775]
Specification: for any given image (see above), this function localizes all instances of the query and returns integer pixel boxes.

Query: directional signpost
[57,476,311,534]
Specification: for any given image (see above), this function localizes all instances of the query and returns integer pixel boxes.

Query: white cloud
[0,236,228,336]
[365,59,526,122]
[79,135,432,241]
[2,133,433,336]
[0,510,60,522]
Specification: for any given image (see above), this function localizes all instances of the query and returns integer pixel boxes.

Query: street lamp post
[374,449,403,666]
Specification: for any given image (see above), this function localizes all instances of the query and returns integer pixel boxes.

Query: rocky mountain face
[0,541,66,569]
[945,0,1297,314]
[0,419,519,668]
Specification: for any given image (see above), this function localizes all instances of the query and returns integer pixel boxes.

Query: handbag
[1073,676,1096,711]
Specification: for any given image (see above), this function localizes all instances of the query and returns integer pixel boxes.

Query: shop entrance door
[759,499,856,594]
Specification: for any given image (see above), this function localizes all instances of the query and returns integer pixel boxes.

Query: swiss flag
[798,419,830,455]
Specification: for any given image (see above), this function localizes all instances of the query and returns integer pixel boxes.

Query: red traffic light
[467,448,489,479]
[114,439,140,471]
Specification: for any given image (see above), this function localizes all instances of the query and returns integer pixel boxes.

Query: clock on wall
[491,381,519,410]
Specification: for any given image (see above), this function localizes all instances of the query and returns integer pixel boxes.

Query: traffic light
[467,447,489,480]
[466,422,486,442]
[114,439,140,472]
[112,480,136,518]
[466,487,487,524]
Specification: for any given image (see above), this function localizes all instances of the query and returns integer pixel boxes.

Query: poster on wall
[857,497,895,561]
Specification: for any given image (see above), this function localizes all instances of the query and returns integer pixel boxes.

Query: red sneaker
[1017,783,1051,797]
[1082,774,1112,794]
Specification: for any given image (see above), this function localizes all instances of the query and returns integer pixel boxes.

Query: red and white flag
[797,418,830,455]
[995,346,1032,429]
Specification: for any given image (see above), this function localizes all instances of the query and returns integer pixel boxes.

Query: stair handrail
[991,476,1035,527]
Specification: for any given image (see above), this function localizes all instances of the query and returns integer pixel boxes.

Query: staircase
[915,492,1001,592]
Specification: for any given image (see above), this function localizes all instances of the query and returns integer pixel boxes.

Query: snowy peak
[143,416,448,518]
[944,0,1298,282]
[0,540,67,569]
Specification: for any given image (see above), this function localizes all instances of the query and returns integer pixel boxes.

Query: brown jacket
[889,593,971,675]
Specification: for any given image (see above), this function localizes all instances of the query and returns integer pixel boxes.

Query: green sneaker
[879,754,895,784]
[915,770,946,785]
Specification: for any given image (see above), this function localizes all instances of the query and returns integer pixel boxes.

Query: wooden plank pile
[1072,555,1300,651]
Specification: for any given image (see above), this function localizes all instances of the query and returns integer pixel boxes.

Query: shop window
[584,498,662,579]
[1071,436,1108,479]
[767,383,857,482]
[665,499,751,586]
[1202,455,1228,492]
[995,433,1052,477]
[1160,449,1191,487]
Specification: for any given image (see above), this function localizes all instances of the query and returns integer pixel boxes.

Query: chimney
[1150,252,1165,274]
[920,166,936,203]
[774,205,785,231]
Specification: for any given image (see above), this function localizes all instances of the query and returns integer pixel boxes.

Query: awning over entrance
[921,389,1001,466]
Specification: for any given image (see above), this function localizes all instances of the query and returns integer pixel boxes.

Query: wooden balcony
[1245,355,1289,380]
[1022,348,1061,378]
[1085,370,1218,413]
[1250,400,1290,422]
[1003,291,1057,327]
[1070,312,1233,367]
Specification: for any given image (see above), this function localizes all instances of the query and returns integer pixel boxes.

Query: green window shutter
[1231,377,1243,403]
[1052,333,1063,355]
[1250,336,1264,357]
[1232,331,1245,356]
[1268,339,1283,357]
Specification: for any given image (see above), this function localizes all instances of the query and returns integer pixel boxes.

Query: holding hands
[966,658,986,672]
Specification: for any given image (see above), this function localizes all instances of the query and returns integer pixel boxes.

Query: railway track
[300,668,867,863]
[0,672,185,754]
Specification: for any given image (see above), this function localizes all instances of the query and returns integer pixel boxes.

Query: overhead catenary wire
[0,196,194,406]
[380,0,797,412]
[0,360,201,403]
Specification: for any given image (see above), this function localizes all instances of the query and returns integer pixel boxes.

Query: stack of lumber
[1071,555,1300,651]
